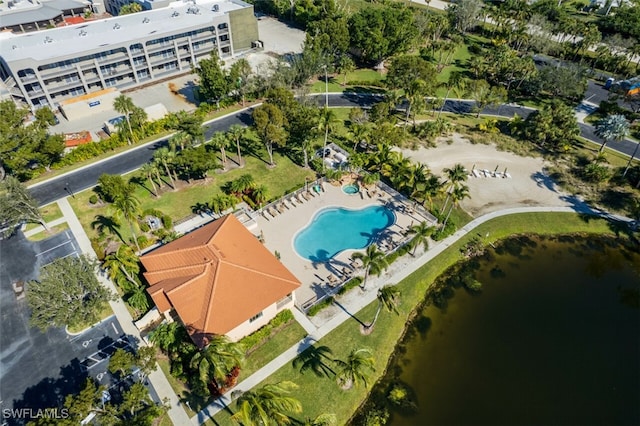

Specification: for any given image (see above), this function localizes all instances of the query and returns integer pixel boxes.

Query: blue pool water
[294,206,395,262]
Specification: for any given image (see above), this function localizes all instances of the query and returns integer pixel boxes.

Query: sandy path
[399,134,574,217]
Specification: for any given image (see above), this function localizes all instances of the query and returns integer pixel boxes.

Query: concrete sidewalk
[57,197,190,426]
[192,204,617,424]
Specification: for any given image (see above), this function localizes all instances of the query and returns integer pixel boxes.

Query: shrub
[136,235,154,249]
[89,195,98,204]
[161,215,173,229]
[307,296,334,317]
[239,309,294,353]
[139,221,151,233]
[432,221,456,241]
[338,276,363,295]
[90,237,105,261]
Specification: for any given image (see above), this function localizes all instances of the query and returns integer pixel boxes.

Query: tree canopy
[26,255,113,331]
[0,100,64,180]
[349,5,418,65]
[194,51,230,107]
[0,176,45,238]
[522,101,580,152]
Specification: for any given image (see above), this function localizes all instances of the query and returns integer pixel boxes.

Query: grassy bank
[68,153,316,242]
[212,212,625,424]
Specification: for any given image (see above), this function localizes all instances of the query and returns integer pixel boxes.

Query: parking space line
[35,240,72,256]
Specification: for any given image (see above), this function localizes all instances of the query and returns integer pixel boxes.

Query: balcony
[19,74,38,83]
[39,66,78,79]
[95,51,128,65]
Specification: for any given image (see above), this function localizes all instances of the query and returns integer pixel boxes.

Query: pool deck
[255,179,436,308]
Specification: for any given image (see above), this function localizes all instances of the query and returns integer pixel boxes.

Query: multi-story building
[0,0,259,111]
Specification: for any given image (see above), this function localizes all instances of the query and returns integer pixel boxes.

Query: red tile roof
[141,215,300,347]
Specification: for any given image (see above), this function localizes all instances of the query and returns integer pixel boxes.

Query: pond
[358,236,640,426]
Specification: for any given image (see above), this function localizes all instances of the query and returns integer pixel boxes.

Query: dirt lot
[400,134,576,217]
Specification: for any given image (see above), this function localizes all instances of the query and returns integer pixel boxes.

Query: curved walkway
[192,203,631,424]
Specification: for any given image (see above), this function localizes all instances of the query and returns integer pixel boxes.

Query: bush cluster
[239,309,294,352]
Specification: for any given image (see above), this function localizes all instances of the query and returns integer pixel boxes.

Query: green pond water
[367,236,640,426]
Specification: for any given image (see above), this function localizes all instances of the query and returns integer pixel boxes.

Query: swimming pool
[294,206,395,262]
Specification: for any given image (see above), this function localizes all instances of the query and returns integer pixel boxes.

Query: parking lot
[0,232,154,423]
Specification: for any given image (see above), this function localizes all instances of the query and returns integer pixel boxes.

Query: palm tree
[149,321,185,355]
[334,348,375,390]
[407,221,434,256]
[153,148,176,189]
[420,175,444,211]
[316,108,339,170]
[231,381,302,426]
[364,285,400,333]
[140,163,158,197]
[189,335,244,391]
[594,114,630,153]
[351,123,371,151]
[103,244,140,291]
[111,186,142,252]
[170,131,191,151]
[127,286,150,316]
[293,345,335,378]
[210,131,230,170]
[252,185,268,207]
[438,70,464,119]
[443,184,470,228]
[350,245,388,290]
[113,95,136,143]
[227,124,248,167]
[442,163,468,212]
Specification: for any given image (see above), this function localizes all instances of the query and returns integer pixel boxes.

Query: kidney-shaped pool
[293,206,395,262]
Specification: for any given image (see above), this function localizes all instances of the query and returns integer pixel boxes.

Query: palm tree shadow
[332,299,367,327]
[292,342,336,378]
[91,214,124,243]
[129,175,154,196]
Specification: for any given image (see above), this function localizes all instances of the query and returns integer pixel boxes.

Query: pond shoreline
[349,232,640,425]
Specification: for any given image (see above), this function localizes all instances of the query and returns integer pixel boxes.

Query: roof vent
[113,23,121,30]
[171,11,179,17]
[186,5,199,14]
[79,30,87,36]
[211,4,218,11]
[12,45,17,50]
[142,17,150,23]
[44,36,53,44]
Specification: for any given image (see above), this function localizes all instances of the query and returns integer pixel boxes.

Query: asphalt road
[29,93,637,206]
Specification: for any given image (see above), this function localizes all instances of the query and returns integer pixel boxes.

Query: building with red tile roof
[140,214,300,347]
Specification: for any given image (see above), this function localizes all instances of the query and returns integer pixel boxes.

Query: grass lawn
[67,303,114,334]
[309,68,385,94]
[68,153,316,242]
[213,212,621,424]
[26,222,70,242]
[24,203,64,231]
[241,321,308,379]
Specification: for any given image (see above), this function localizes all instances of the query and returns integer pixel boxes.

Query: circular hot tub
[342,184,360,195]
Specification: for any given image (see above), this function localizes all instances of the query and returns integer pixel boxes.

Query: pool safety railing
[257,177,327,219]
[375,180,438,225]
